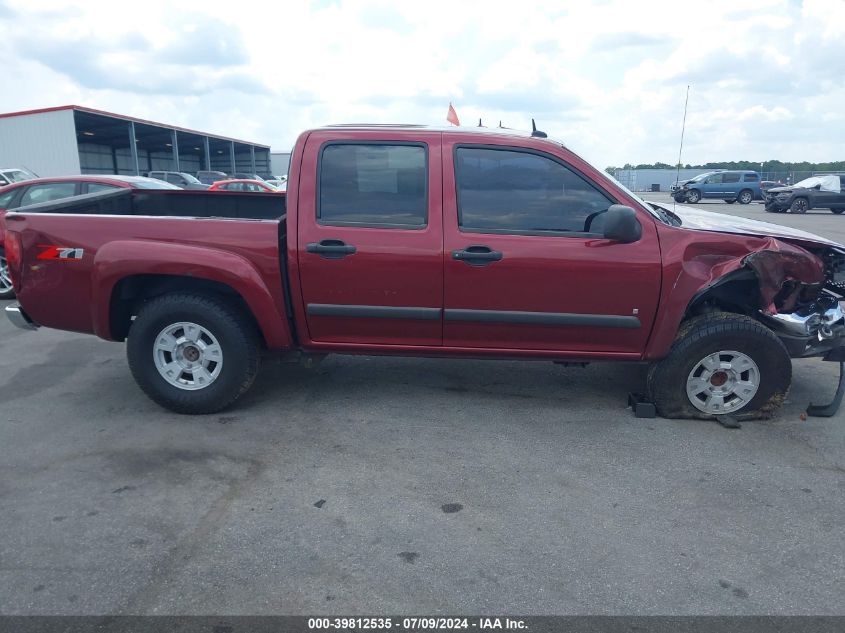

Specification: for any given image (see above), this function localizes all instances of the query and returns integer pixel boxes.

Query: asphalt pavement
[1,196,843,615]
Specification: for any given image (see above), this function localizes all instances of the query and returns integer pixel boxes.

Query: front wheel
[831,208,844,215]
[685,189,702,203]
[127,293,261,414]
[738,189,753,204]
[648,313,791,420]
[0,251,14,299]
[790,198,809,214]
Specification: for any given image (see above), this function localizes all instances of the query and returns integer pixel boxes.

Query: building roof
[0,105,269,148]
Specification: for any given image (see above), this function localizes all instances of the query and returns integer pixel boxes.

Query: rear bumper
[5,303,39,331]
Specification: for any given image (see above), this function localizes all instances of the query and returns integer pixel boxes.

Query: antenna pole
[675,85,690,205]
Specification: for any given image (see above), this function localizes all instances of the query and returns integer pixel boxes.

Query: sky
[1,0,843,168]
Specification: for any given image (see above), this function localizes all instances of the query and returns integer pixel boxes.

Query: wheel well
[685,270,760,320]
[109,274,263,344]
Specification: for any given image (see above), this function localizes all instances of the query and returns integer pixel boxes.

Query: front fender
[92,240,292,349]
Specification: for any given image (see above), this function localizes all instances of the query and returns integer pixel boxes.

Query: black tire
[647,312,791,420]
[673,194,686,203]
[831,208,844,215]
[737,189,753,204]
[790,197,809,214]
[127,293,261,414]
[685,189,701,204]
[0,250,15,300]
[725,199,735,204]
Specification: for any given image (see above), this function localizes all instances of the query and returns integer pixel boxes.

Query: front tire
[790,198,809,214]
[685,189,702,204]
[0,250,15,299]
[831,208,844,215]
[648,312,791,420]
[127,293,261,414]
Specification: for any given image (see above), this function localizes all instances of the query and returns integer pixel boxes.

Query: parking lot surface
[1,197,844,615]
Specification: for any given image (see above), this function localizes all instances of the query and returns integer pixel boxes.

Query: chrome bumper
[5,303,39,331]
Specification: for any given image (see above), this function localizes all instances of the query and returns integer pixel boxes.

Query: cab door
[296,130,443,346]
[441,137,661,355]
[701,173,722,198]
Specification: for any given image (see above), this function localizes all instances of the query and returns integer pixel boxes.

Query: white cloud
[1,0,843,166]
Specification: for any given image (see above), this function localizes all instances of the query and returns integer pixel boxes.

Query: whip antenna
[675,85,690,211]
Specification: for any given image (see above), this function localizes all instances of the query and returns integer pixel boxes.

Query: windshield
[689,173,712,183]
[2,168,38,183]
[134,179,182,190]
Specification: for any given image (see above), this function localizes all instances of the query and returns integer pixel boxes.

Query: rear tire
[725,199,735,204]
[648,312,791,420]
[0,250,14,300]
[685,189,702,204]
[738,189,753,204]
[127,293,261,414]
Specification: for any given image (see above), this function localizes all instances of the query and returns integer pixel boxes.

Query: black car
[764,175,845,214]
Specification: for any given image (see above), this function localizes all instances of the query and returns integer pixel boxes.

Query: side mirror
[601,205,642,243]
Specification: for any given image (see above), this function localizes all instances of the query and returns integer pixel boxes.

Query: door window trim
[316,140,430,230]
[452,143,619,238]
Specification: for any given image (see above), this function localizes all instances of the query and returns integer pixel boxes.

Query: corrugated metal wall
[0,109,80,177]
[612,168,711,192]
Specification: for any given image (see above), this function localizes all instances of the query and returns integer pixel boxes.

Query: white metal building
[0,105,272,178]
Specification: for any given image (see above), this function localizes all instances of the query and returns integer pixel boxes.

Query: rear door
[296,130,443,346]
[441,137,661,355]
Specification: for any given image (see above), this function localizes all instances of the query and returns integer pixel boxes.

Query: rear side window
[722,173,741,183]
[455,147,612,235]
[743,173,759,182]
[318,143,427,228]
[86,183,121,194]
[20,182,77,207]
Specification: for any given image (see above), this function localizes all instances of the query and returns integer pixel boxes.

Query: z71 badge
[36,245,85,261]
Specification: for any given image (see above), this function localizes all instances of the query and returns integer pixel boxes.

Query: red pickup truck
[5,125,845,419]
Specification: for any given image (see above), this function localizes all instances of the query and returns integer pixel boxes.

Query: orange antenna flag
[446,103,460,126]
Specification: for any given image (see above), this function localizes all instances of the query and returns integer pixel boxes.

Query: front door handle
[452,245,503,266]
[306,239,357,259]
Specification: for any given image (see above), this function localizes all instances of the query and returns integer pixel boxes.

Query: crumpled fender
[91,239,293,349]
[644,226,824,360]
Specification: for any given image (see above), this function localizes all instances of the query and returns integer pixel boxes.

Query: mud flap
[807,350,845,417]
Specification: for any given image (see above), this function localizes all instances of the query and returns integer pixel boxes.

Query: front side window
[319,143,427,227]
[707,174,723,184]
[165,173,186,186]
[455,147,613,234]
[722,173,741,183]
[19,182,77,207]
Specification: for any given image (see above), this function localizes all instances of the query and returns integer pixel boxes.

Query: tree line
[606,161,845,173]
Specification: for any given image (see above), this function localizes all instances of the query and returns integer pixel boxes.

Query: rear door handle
[306,239,357,259]
[452,245,503,266]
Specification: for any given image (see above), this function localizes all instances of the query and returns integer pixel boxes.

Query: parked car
[760,180,785,196]
[0,168,38,187]
[265,177,287,191]
[147,171,210,190]
[672,170,761,204]
[764,175,845,214]
[5,126,845,422]
[196,170,228,185]
[231,172,266,181]
[208,179,282,193]
[0,175,180,299]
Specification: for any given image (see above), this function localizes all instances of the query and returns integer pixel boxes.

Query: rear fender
[92,240,292,348]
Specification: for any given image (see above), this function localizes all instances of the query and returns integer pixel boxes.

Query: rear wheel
[685,189,702,204]
[127,293,261,414]
[738,189,753,204]
[725,199,736,204]
[648,312,791,420]
[0,251,14,299]
[790,197,809,214]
